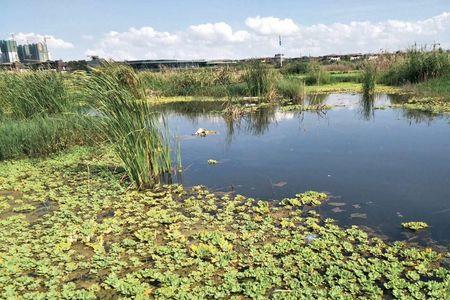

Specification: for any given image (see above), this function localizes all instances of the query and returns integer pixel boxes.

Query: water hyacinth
[0,147,448,299]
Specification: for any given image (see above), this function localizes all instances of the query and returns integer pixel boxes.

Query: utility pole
[279,35,283,67]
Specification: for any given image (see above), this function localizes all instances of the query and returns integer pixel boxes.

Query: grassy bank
[0,147,448,299]
[0,70,102,160]
[412,74,450,101]
[375,48,450,113]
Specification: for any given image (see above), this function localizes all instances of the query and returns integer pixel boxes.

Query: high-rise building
[0,40,19,63]
[18,42,49,62]
[32,42,49,62]
[18,44,32,62]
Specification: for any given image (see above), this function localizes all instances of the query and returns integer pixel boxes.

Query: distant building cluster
[0,39,49,64]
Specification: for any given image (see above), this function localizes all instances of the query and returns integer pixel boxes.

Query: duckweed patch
[304,83,402,94]
[0,147,448,299]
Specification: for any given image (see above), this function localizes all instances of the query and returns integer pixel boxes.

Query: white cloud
[188,22,249,43]
[86,27,179,60]
[13,33,74,49]
[85,12,450,60]
[245,16,299,35]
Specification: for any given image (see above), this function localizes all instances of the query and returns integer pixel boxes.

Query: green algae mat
[0,147,448,299]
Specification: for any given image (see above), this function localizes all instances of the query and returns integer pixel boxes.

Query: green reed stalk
[0,70,70,119]
[80,63,174,189]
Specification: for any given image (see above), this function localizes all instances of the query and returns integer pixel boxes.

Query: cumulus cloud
[85,12,450,60]
[245,16,299,35]
[188,22,250,43]
[13,33,74,49]
[86,27,179,60]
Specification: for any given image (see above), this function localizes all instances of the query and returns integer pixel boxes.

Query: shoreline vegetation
[137,47,449,114]
[0,47,449,298]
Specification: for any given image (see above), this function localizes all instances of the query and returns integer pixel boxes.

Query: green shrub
[277,79,306,101]
[281,61,309,74]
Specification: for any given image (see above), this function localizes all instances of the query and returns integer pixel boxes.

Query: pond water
[157,94,450,246]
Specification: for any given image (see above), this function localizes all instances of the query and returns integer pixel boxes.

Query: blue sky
[2,0,450,60]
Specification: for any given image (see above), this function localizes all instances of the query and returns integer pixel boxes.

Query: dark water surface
[158,94,450,245]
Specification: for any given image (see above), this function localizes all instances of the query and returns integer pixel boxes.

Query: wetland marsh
[0,56,449,298]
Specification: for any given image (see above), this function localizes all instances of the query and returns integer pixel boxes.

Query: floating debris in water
[305,234,317,243]
[328,202,346,207]
[207,159,218,165]
[194,128,218,137]
[331,207,345,213]
[396,212,404,218]
[350,213,367,219]
[273,181,287,188]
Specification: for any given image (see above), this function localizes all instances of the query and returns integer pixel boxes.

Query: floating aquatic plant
[0,147,448,299]
[282,191,328,207]
[402,221,429,231]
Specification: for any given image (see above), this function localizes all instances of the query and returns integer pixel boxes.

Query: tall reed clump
[381,47,450,85]
[243,61,279,100]
[361,62,377,95]
[277,79,306,102]
[80,63,174,189]
[0,70,70,119]
[304,62,331,85]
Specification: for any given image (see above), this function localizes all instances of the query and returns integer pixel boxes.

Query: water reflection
[360,93,375,120]
[153,101,227,120]
[306,93,328,106]
[156,94,447,141]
